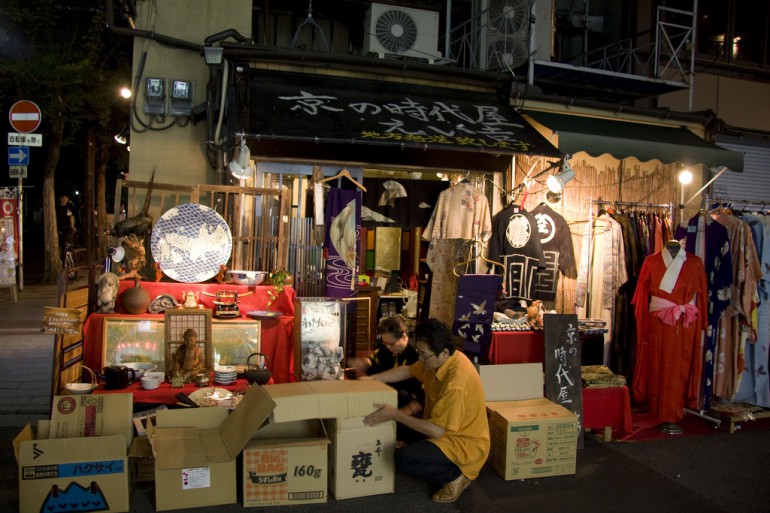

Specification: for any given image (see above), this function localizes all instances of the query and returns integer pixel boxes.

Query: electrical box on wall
[144,78,166,115]
[170,80,193,116]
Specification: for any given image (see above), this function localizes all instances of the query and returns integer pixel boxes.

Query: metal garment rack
[584,198,674,317]
[706,195,770,212]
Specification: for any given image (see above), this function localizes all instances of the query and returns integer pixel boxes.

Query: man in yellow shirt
[363,318,490,503]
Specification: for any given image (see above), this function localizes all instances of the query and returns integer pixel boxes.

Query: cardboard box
[128,436,154,483]
[324,416,395,500]
[265,380,397,423]
[480,364,578,481]
[148,385,276,511]
[14,427,130,513]
[243,419,330,507]
[486,398,578,480]
[49,394,134,449]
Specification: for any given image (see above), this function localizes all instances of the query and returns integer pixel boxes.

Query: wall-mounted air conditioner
[479,0,533,71]
[363,3,441,61]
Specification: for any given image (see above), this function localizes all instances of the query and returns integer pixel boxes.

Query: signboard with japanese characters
[543,313,583,448]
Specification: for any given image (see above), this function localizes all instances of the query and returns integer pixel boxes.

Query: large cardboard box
[49,394,134,449]
[324,416,395,500]
[148,385,275,511]
[266,380,397,422]
[487,398,578,480]
[243,419,330,507]
[13,396,134,513]
[480,364,578,481]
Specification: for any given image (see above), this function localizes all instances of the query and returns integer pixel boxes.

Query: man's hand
[363,403,397,426]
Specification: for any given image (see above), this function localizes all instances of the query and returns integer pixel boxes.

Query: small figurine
[95,272,120,313]
[526,300,546,328]
[180,291,200,309]
[168,328,207,382]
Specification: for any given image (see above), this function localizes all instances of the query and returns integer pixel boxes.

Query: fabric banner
[452,274,502,358]
[324,187,361,298]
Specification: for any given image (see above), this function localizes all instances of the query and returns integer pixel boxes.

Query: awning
[525,111,744,172]
[243,70,562,172]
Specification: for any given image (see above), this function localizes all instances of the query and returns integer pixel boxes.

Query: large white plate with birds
[150,203,232,283]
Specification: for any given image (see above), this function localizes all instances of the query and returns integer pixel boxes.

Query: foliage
[267,269,292,307]
[0,0,132,282]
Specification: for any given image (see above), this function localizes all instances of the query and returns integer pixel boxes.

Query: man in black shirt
[55,194,76,261]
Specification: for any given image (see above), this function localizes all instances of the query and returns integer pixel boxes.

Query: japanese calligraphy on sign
[543,313,583,448]
[247,71,562,159]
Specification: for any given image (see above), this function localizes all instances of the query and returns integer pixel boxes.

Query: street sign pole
[17,177,23,290]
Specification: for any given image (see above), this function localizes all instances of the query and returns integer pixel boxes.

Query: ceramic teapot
[99,365,137,390]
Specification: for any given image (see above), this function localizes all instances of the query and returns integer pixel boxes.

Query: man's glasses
[418,351,438,361]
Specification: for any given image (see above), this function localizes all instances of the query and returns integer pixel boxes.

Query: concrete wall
[658,74,770,133]
[129,0,252,183]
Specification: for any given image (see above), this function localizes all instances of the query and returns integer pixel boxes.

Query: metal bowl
[227,270,268,286]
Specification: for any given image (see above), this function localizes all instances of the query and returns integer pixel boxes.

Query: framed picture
[102,317,166,369]
[212,320,261,366]
[164,309,213,376]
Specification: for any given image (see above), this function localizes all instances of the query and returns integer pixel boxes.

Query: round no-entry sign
[9,100,42,133]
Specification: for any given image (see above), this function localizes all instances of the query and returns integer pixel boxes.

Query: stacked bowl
[214,365,238,385]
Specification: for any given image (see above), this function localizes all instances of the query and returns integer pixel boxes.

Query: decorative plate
[150,203,233,283]
[246,310,282,319]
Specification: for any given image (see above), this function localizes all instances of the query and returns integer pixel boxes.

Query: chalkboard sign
[543,313,583,447]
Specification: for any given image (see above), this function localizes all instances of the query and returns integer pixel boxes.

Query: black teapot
[99,365,137,390]
[244,353,272,385]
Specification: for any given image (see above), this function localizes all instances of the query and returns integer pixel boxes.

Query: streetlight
[120,87,132,99]
[678,168,693,224]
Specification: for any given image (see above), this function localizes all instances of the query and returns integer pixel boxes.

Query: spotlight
[114,126,129,145]
[120,87,132,99]
[546,158,575,193]
[678,169,693,185]
[229,139,253,179]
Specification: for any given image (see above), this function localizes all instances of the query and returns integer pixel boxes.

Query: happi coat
[632,249,707,424]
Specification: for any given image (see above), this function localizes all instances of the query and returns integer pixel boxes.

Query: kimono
[632,248,707,424]
[675,212,732,410]
[531,203,576,305]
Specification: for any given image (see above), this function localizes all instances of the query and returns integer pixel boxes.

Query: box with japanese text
[13,424,130,513]
[480,364,578,480]
[487,398,578,480]
[49,394,134,449]
[148,385,275,511]
[243,419,329,507]
[324,416,395,499]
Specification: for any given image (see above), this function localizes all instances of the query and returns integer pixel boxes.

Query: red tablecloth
[488,331,545,364]
[582,387,633,434]
[83,314,294,384]
[93,378,272,405]
[83,283,296,384]
[114,281,295,316]
[488,330,632,435]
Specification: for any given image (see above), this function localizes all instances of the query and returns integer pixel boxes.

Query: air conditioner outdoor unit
[363,3,441,61]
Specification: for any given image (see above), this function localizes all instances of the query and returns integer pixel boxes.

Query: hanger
[453,239,504,277]
[317,168,367,192]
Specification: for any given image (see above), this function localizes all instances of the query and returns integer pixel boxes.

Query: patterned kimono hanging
[324,187,361,298]
[453,274,502,359]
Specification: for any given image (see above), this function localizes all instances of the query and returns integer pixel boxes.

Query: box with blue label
[13,426,130,513]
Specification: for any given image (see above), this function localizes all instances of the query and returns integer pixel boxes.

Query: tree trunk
[96,141,109,262]
[42,110,65,283]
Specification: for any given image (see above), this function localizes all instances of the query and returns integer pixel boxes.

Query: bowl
[65,382,98,395]
[140,376,163,390]
[227,270,268,286]
[122,362,157,380]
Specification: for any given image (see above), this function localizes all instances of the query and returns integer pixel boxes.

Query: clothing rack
[582,198,674,352]
[706,195,770,212]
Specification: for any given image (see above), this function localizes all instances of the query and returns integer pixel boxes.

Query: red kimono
[631,250,707,423]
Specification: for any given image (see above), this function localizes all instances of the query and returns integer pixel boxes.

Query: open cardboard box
[147,385,276,511]
[265,380,397,500]
[243,418,330,507]
[480,363,579,480]
[13,394,134,513]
